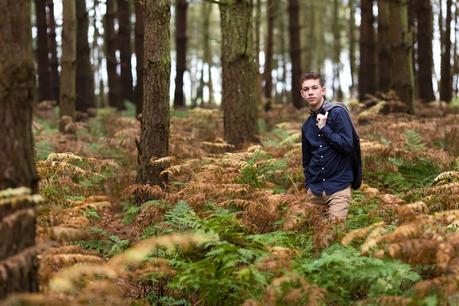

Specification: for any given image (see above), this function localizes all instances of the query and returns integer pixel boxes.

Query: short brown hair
[300,72,325,87]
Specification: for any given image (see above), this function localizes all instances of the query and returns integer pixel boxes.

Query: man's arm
[320,108,353,155]
[301,126,311,188]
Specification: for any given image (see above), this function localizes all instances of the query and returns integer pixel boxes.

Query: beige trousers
[307,187,351,220]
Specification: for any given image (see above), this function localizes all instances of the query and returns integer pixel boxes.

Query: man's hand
[316,111,328,130]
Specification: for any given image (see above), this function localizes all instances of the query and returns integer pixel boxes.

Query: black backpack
[322,101,362,190]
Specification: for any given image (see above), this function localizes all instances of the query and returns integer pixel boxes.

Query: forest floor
[4,100,459,306]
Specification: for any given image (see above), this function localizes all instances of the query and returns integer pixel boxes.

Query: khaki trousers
[307,186,351,220]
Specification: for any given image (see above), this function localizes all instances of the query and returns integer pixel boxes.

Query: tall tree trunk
[302,2,314,72]
[135,0,144,115]
[416,0,435,103]
[117,0,134,104]
[35,0,52,101]
[220,0,258,148]
[454,2,459,96]
[254,0,262,107]
[358,0,376,100]
[92,0,105,107]
[440,0,453,102]
[0,0,38,192]
[349,0,356,95]
[332,0,342,99]
[136,0,171,188]
[105,0,122,109]
[377,0,391,92]
[264,0,274,107]
[59,0,77,123]
[288,0,303,108]
[389,0,414,113]
[278,4,288,104]
[202,2,214,104]
[76,0,95,112]
[174,0,188,108]
[47,0,60,101]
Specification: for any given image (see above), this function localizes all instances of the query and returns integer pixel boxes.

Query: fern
[165,200,204,231]
[404,129,426,152]
[297,244,420,305]
[170,242,267,306]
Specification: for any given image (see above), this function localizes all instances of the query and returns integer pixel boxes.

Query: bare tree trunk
[92,0,105,108]
[264,0,274,108]
[76,0,95,112]
[349,0,356,96]
[440,0,453,102]
[288,0,303,108]
[35,0,52,101]
[117,0,134,104]
[174,0,188,108]
[47,0,60,101]
[254,0,262,107]
[59,0,77,123]
[0,0,38,193]
[135,0,144,115]
[136,0,171,189]
[358,0,376,100]
[202,2,214,104]
[454,2,459,96]
[416,0,435,103]
[378,0,391,93]
[220,0,258,148]
[105,0,122,110]
[332,0,343,99]
[389,0,415,113]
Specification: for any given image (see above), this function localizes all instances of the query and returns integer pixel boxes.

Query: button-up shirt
[301,105,354,196]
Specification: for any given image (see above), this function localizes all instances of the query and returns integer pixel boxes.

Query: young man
[300,72,361,220]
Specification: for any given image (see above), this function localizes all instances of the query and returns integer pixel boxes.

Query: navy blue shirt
[301,104,354,196]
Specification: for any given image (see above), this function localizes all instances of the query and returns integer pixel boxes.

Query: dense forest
[1,0,459,305]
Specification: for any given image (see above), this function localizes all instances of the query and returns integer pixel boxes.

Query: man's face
[300,79,325,110]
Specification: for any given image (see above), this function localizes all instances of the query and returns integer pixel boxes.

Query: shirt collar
[309,100,326,116]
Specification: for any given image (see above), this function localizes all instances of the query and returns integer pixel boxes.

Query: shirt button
[323,179,326,181]
[320,155,323,158]
[320,145,322,148]
[322,167,324,170]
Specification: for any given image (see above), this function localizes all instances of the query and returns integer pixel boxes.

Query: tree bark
[415,0,435,103]
[47,0,60,101]
[202,2,214,105]
[377,0,391,92]
[264,0,274,106]
[389,0,414,113]
[288,0,303,108]
[117,0,134,104]
[76,0,95,112]
[254,0,262,107]
[135,0,144,115]
[173,0,188,108]
[59,0,77,122]
[136,0,171,188]
[105,0,122,110]
[440,0,453,102]
[35,0,52,101]
[349,0,356,95]
[220,0,258,148]
[0,0,38,192]
[358,0,376,100]
[332,0,342,99]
